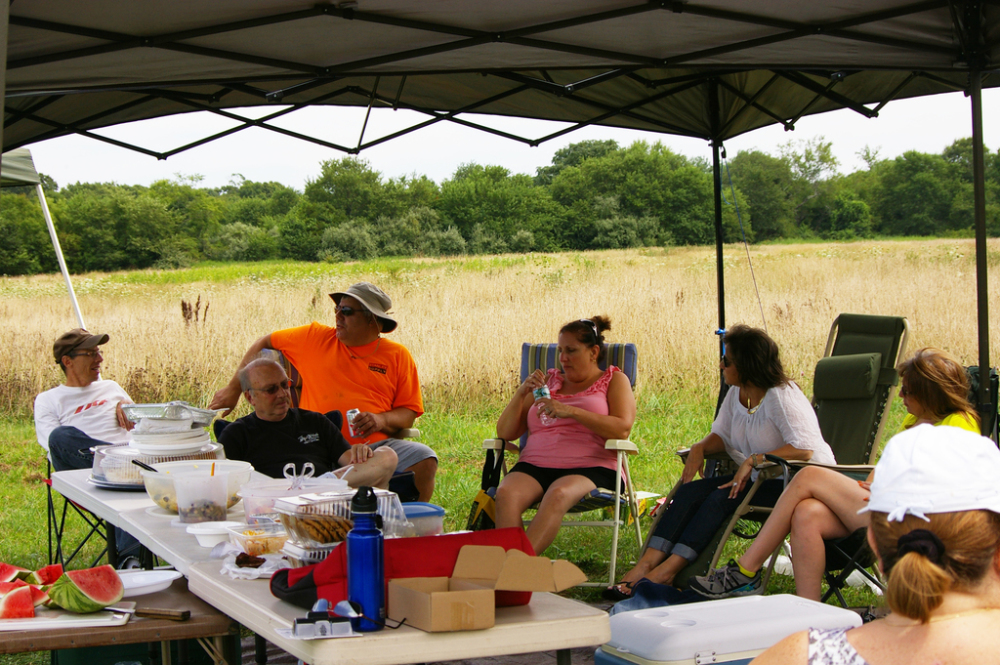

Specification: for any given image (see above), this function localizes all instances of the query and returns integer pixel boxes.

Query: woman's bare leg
[789,498,869,600]
[617,547,669,587]
[738,466,870,573]
[525,475,598,554]
[494,472,544,532]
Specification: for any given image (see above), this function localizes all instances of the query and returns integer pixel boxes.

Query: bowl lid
[402,502,446,517]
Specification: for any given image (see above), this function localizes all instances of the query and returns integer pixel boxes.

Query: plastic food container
[92,443,223,485]
[121,401,220,427]
[227,523,289,556]
[274,489,406,546]
[186,521,244,547]
[281,541,340,568]
[401,502,446,537]
[238,477,349,524]
[175,471,229,523]
[140,460,253,513]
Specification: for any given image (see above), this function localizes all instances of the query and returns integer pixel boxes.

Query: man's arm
[33,394,60,453]
[209,334,274,416]
[350,407,418,439]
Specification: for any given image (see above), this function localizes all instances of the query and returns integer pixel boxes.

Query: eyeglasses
[70,349,101,359]
[251,380,291,395]
[721,355,732,368]
[899,385,909,397]
[335,306,365,317]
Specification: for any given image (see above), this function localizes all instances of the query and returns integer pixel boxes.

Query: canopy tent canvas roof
[2,0,996,415]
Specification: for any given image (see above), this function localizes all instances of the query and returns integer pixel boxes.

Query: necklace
[349,338,381,360]
[742,388,765,415]
[883,607,1000,627]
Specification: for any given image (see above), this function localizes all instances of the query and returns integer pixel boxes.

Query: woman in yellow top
[689,347,979,601]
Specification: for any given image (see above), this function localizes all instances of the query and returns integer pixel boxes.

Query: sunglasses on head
[252,380,291,395]
[335,305,365,317]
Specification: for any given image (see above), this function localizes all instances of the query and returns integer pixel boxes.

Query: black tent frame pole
[710,80,727,414]
[971,67,992,431]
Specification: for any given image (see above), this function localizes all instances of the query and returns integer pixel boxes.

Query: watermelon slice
[27,585,49,607]
[47,565,124,614]
[0,580,29,595]
[0,563,29,583]
[26,564,63,586]
[0,586,35,619]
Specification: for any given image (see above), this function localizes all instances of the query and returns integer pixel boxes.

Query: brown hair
[898,348,979,429]
[870,510,1000,623]
[723,324,789,390]
[560,316,611,364]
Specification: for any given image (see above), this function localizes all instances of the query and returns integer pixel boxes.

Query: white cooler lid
[607,595,861,661]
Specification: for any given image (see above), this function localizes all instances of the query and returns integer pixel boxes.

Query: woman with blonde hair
[691,347,979,601]
[753,425,1000,664]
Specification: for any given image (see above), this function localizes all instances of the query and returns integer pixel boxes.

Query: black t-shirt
[219,408,351,478]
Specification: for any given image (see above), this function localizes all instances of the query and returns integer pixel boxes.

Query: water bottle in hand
[533,385,556,426]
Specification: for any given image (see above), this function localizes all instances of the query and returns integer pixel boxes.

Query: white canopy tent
[1,1,996,416]
[0,147,85,328]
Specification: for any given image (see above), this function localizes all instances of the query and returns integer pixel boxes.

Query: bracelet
[751,453,759,468]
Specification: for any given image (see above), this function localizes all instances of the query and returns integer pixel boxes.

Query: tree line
[1,137,997,275]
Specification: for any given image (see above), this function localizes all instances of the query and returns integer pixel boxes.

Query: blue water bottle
[346,486,385,632]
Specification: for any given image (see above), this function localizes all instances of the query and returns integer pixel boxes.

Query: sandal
[601,581,635,602]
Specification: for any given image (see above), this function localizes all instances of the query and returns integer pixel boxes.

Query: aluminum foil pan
[120,401,220,427]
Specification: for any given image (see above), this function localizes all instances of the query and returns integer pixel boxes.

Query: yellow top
[901,411,980,434]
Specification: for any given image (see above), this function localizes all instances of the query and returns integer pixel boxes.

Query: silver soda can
[346,408,361,438]
[532,385,550,400]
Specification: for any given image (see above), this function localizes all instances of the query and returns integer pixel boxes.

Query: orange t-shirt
[270,323,423,444]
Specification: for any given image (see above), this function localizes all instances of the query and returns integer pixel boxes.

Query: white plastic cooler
[597,595,862,665]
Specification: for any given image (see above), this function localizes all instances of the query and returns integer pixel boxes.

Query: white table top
[49,468,612,664]
[187,560,610,665]
[50,468,156,526]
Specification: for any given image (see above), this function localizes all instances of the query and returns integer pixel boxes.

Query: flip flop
[601,581,634,602]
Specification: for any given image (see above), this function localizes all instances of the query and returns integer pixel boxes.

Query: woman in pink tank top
[493,316,637,555]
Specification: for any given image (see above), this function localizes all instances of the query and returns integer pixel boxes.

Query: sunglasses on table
[251,380,292,395]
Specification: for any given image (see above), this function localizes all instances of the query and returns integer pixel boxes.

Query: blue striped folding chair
[483,342,646,587]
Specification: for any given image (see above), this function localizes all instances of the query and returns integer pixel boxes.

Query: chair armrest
[398,428,420,440]
[675,447,730,461]
[605,439,638,454]
[787,461,875,481]
[483,438,505,450]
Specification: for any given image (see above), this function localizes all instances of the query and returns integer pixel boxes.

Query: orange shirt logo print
[73,399,108,415]
[368,362,388,375]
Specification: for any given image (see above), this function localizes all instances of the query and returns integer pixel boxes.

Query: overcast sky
[22,88,1000,192]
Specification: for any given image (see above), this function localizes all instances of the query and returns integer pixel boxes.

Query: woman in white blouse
[606,324,834,600]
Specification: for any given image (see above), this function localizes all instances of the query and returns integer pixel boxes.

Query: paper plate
[119,570,183,598]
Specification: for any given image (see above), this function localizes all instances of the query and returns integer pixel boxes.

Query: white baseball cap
[860,423,1000,522]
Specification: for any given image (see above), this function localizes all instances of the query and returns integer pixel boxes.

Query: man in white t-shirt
[34,329,134,472]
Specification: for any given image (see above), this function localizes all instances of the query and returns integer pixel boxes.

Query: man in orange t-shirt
[211,282,438,501]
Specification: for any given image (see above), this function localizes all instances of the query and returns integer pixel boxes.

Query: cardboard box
[387,545,587,632]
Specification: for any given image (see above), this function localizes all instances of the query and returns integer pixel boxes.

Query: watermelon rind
[0,586,35,619]
[0,563,30,583]
[47,565,124,614]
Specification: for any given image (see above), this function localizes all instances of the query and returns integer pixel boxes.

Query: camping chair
[667,313,909,592]
[481,342,646,588]
[46,461,113,568]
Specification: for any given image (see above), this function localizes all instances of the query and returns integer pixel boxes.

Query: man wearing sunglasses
[34,328,134,472]
[218,358,397,488]
[210,282,438,501]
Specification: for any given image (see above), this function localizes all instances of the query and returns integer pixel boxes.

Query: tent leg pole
[36,183,86,329]
[971,68,991,430]
[710,80,728,417]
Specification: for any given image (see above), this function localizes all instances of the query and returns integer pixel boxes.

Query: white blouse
[711,382,836,476]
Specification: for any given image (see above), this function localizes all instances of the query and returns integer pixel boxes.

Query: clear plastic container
[274,489,406,546]
[141,460,252,513]
[281,541,340,568]
[227,522,289,556]
[92,442,223,485]
[400,502,446,537]
[175,471,229,523]
[238,477,349,524]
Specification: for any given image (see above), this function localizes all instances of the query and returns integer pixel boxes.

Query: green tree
[534,139,619,186]
[873,151,957,236]
[728,150,795,240]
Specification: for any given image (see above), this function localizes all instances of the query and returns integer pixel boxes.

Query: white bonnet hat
[860,424,1000,522]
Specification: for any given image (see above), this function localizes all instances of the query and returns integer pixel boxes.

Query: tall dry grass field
[1,239,998,422]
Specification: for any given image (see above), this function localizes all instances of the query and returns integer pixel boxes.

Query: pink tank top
[519,366,621,471]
